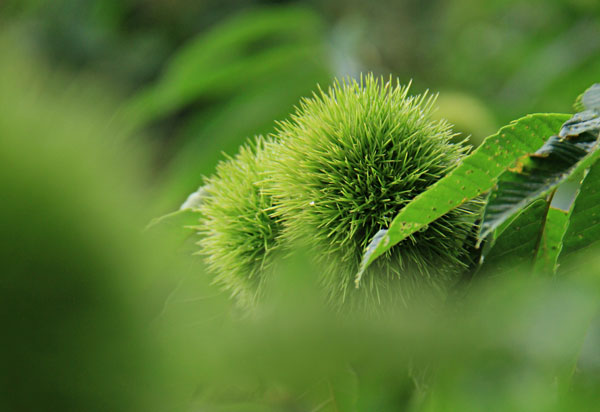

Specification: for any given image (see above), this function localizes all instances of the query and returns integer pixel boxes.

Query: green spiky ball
[268,75,480,306]
[198,135,282,308]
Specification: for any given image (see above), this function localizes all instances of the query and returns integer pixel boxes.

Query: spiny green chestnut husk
[267,75,481,307]
[198,135,282,308]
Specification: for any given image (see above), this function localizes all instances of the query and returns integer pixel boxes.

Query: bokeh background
[3,0,599,212]
[3,2,600,411]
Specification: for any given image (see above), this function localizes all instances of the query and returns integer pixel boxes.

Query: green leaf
[559,160,600,261]
[478,136,597,241]
[479,199,549,274]
[479,196,571,277]
[479,96,600,242]
[479,203,524,262]
[533,207,569,274]
[356,113,568,284]
[124,7,325,128]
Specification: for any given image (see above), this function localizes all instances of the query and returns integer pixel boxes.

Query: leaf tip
[355,228,389,287]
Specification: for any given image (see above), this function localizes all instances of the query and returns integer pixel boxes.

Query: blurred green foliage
[4,0,599,208]
[0,42,184,411]
[3,1,600,411]
[124,6,331,211]
[2,1,332,213]
[322,0,600,121]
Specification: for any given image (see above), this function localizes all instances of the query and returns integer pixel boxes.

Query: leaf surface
[479,199,548,274]
[478,135,597,241]
[533,207,570,274]
[356,113,568,284]
[479,85,600,241]
[559,160,600,260]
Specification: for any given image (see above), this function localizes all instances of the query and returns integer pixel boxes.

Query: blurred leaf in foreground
[0,38,197,412]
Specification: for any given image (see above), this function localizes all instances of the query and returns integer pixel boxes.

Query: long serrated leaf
[533,207,569,274]
[479,203,525,263]
[479,199,549,274]
[479,107,600,241]
[356,113,568,285]
[559,160,600,260]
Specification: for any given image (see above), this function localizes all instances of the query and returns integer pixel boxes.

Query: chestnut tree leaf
[478,198,549,274]
[356,113,568,285]
[478,85,600,242]
[533,206,570,274]
[559,160,600,261]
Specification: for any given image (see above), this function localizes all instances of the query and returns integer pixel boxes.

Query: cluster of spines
[198,75,480,309]
[266,75,479,306]
[197,135,281,308]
